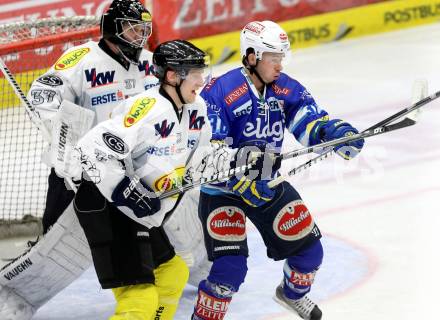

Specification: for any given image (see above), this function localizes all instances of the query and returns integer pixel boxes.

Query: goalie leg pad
[0,202,92,314]
[0,285,35,320]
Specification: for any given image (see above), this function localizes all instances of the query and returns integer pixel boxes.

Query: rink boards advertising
[0,0,439,108]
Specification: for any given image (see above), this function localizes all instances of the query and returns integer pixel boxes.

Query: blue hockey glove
[319,119,364,160]
[111,176,160,218]
[227,176,275,207]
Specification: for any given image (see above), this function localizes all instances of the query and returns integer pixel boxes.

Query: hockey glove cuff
[316,119,364,160]
[227,176,275,207]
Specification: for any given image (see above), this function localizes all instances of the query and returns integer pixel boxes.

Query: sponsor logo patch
[138,60,155,75]
[55,48,90,70]
[195,290,230,319]
[124,97,156,127]
[224,82,248,106]
[91,91,124,106]
[85,68,116,88]
[232,100,252,117]
[154,167,185,197]
[203,77,217,91]
[3,258,33,280]
[188,109,205,130]
[243,118,284,142]
[272,83,291,96]
[154,120,175,138]
[244,21,265,35]
[102,132,128,154]
[273,200,314,241]
[207,206,246,241]
[36,74,63,87]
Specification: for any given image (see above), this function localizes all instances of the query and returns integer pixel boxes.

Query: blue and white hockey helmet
[240,21,291,61]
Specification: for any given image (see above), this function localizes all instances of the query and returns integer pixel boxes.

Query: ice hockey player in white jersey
[29,0,157,235]
[73,39,211,319]
[0,1,210,319]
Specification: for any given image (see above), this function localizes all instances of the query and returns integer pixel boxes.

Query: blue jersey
[201,67,329,151]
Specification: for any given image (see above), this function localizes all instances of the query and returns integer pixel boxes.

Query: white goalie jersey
[27,40,158,175]
[76,86,213,228]
[27,40,158,126]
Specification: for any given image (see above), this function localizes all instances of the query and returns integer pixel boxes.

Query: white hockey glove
[186,141,236,183]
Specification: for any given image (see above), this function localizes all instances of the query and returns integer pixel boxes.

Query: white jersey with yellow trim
[76,86,212,227]
[27,40,158,127]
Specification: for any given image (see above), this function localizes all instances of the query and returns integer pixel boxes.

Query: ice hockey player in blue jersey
[191,21,364,320]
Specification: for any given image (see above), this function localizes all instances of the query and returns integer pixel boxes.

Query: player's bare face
[180,68,206,103]
[258,52,284,83]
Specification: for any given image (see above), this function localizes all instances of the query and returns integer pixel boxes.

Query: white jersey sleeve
[77,87,211,228]
[27,41,157,127]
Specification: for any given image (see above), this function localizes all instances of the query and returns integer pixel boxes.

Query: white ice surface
[4,22,440,320]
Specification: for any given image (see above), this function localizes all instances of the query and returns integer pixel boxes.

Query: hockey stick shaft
[0,57,52,142]
[158,115,416,199]
[0,57,77,191]
[268,88,440,187]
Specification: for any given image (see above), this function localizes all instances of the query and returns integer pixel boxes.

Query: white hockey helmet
[240,21,290,61]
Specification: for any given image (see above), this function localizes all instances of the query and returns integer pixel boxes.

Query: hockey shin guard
[283,240,323,300]
[193,255,247,320]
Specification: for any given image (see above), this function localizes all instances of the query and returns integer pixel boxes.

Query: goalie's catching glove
[111,176,161,218]
[316,119,364,160]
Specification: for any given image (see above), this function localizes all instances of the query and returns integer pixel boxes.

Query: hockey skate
[273,284,322,320]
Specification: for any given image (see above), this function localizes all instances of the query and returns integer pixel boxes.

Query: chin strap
[163,75,187,106]
[244,56,272,87]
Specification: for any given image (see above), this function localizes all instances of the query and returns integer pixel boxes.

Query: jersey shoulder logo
[54,47,90,71]
[124,97,156,127]
[102,132,128,155]
[36,74,63,87]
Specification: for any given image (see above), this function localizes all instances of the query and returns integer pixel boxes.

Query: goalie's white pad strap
[50,100,95,180]
[0,204,91,313]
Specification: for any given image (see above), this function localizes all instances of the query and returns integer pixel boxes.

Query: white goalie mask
[240,20,291,64]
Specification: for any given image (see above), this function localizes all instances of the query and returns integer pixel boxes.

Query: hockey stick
[268,84,437,188]
[0,57,52,142]
[0,57,79,190]
[158,113,420,199]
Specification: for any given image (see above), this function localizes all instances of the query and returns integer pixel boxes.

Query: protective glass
[261,51,292,69]
[117,18,152,48]
[181,67,212,86]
